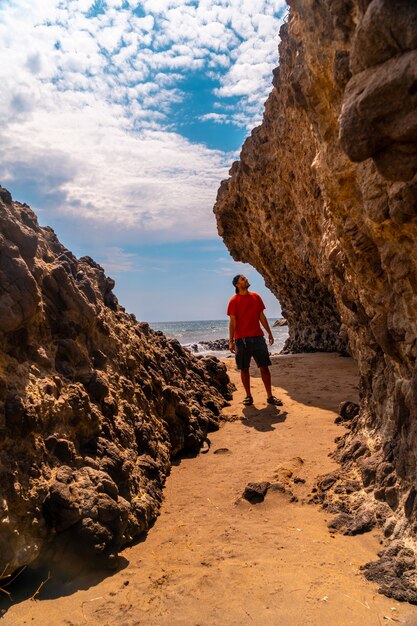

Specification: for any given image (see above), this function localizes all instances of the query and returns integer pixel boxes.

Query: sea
[149,319,289,358]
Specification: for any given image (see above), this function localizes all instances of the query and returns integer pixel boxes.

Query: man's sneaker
[243,396,254,406]
[267,395,283,406]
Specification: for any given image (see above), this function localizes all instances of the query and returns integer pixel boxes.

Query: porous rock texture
[0,187,233,574]
[214,0,417,602]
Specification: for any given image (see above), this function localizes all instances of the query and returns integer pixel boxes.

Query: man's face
[237,275,250,290]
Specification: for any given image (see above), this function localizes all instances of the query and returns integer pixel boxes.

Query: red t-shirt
[227,292,265,339]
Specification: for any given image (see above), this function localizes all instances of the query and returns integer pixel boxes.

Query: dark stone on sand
[293,477,306,484]
[243,482,270,504]
[362,542,417,604]
[213,448,231,455]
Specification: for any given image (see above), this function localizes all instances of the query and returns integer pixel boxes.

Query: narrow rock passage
[4,354,417,626]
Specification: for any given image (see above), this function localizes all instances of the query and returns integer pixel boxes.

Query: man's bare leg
[260,365,283,405]
[259,365,272,397]
[240,368,251,397]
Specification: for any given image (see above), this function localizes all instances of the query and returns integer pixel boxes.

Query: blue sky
[0,0,287,321]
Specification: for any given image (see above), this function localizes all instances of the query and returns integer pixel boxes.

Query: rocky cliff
[214,0,417,601]
[0,187,233,575]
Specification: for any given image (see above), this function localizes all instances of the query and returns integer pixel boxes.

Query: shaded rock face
[0,189,233,572]
[340,0,417,182]
[214,0,417,601]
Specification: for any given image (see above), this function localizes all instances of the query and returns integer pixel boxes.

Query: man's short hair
[232,274,241,294]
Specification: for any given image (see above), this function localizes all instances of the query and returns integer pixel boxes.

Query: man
[227,274,283,407]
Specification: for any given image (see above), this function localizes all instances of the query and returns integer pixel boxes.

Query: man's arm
[229,315,236,353]
[260,311,274,346]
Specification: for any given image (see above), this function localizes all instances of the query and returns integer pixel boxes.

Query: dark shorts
[235,336,271,370]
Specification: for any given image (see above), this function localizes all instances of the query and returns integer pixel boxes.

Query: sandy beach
[3,353,417,626]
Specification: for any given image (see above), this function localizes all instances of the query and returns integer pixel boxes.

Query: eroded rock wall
[0,188,233,573]
[214,0,417,600]
[215,0,353,354]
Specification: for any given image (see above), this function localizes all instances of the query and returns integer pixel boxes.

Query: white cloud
[0,0,285,241]
[199,112,232,124]
[97,247,140,273]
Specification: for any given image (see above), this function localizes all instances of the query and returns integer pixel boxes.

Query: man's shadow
[241,405,288,432]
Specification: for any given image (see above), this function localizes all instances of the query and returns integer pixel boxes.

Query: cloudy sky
[0,0,287,321]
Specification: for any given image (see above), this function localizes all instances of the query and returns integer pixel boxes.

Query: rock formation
[0,187,233,575]
[214,0,417,601]
[273,318,288,328]
[188,339,230,353]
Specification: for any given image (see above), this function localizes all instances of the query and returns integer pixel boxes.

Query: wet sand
[3,353,417,626]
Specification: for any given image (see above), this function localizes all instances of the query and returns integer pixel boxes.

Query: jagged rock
[339,400,360,422]
[334,401,360,426]
[328,508,375,535]
[334,479,361,494]
[273,318,288,327]
[0,188,234,572]
[339,438,370,464]
[357,454,382,487]
[213,0,417,601]
[242,482,270,504]
[188,339,229,353]
[383,518,397,538]
[362,542,417,604]
[316,472,340,492]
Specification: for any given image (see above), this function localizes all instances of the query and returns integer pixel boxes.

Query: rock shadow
[0,550,129,615]
[171,448,201,466]
[241,406,287,432]
[249,354,359,413]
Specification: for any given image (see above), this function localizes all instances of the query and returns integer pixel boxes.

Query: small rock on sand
[243,482,271,504]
